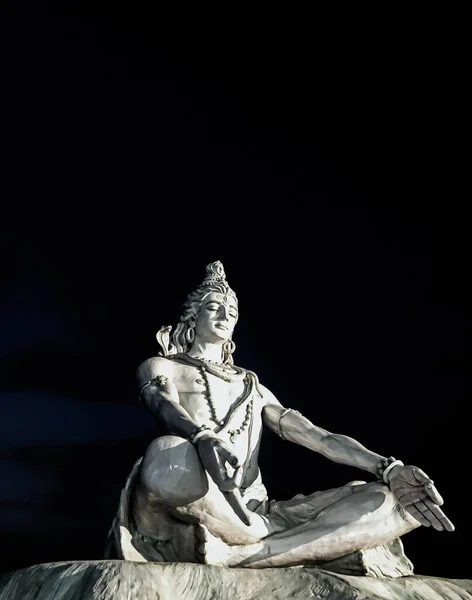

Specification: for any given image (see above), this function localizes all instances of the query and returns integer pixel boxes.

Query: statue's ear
[156,325,176,356]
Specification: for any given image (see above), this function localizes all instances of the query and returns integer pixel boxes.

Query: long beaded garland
[198,365,253,443]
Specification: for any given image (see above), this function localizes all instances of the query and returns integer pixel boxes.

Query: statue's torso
[170,360,265,485]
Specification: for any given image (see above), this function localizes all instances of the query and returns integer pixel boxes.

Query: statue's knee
[140,435,209,506]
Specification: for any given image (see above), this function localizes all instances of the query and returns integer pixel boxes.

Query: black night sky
[1,4,468,579]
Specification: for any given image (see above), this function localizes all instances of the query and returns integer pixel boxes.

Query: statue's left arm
[261,385,454,532]
[261,386,385,475]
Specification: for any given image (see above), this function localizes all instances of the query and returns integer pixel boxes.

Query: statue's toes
[194,524,231,567]
[195,523,209,542]
[195,524,210,563]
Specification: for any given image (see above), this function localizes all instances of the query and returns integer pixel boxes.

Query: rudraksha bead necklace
[198,366,253,443]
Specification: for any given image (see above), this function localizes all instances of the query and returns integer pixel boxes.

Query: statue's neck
[187,341,224,364]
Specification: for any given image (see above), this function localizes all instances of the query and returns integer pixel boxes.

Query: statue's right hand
[196,434,251,526]
[195,434,241,489]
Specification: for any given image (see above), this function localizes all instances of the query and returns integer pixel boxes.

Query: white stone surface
[1,560,471,600]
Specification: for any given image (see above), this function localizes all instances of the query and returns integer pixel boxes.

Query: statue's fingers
[424,499,455,532]
[405,504,431,528]
[425,483,444,506]
[414,500,444,531]
[232,466,244,488]
[224,490,251,526]
[412,467,433,485]
[218,467,243,493]
[218,444,241,469]
[207,452,229,486]
[211,451,243,494]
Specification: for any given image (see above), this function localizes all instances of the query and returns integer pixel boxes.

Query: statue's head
[168,261,239,364]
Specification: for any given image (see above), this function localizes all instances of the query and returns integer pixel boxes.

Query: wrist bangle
[190,425,212,444]
[377,456,404,483]
[382,460,404,483]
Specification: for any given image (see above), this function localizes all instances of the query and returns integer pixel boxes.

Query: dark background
[1,3,468,578]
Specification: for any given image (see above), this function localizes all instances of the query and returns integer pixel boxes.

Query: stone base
[1,560,471,600]
[316,537,414,577]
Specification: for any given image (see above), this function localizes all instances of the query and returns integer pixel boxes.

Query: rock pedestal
[1,560,471,600]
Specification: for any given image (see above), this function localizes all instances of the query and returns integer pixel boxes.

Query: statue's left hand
[388,465,455,531]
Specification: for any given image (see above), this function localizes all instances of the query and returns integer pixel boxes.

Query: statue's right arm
[136,357,198,440]
[137,357,253,526]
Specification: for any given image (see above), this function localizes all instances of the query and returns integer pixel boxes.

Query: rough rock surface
[1,560,471,600]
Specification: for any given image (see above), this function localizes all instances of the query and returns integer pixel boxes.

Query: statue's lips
[214,323,228,330]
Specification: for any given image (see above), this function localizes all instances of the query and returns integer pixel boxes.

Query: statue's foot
[195,524,234,567]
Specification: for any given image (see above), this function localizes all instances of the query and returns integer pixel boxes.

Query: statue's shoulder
[256,382,280,406]
[136,355,175,385]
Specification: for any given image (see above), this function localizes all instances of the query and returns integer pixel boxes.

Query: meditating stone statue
[105,260,454,574]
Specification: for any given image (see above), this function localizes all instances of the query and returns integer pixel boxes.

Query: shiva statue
[105,261,453,574]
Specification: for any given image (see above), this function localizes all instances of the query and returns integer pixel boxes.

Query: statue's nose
[218,305,229,320]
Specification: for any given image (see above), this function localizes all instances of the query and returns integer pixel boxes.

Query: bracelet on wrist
[377,456,404,484]
[190,425,213,444]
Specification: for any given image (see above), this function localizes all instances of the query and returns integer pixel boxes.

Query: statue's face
[194,292,239,344]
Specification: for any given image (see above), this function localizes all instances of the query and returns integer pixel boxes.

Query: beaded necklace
[167,353,260,444]
[170,353,247,383]
[197,365,253,443]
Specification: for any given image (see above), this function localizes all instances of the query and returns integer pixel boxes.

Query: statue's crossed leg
[135,435,421,568]
[195,482,420,568]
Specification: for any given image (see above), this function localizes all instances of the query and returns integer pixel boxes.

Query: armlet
[138,375,169,406]
[278,408,301,440]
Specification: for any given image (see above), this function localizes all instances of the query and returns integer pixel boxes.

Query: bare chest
[173,362,264,467]
[175,364,246,421]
